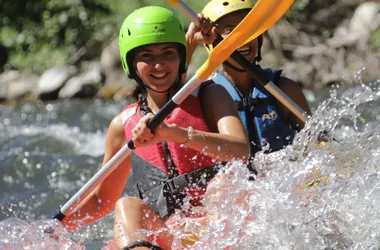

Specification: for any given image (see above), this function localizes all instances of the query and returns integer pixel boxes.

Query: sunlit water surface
[1,74,380,249]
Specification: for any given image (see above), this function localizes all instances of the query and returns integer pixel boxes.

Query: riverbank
[0,1,379,104]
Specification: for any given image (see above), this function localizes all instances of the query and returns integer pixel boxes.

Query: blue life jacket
[210,68,294,155]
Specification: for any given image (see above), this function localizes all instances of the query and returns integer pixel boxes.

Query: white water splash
[1,80,380,249]
[2,123,106,157]
[0,218,85,250]
[176,81,380,250]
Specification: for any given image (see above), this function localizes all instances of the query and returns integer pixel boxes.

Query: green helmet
[119,6,187,79]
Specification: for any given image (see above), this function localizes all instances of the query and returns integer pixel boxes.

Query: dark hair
[133,82,151,114]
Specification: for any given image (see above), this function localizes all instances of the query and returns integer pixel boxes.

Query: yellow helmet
[202,0,255,23]
[202,0,263,64]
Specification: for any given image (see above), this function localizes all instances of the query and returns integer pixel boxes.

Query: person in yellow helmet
[186,0,312,172]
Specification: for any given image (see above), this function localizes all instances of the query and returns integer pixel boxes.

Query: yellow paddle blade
[167,0,180,5]
[195,0,285,80]
[240,0,294,48]
[181,232,200,247]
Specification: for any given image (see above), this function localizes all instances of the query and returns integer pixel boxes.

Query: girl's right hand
[131,113,170,148]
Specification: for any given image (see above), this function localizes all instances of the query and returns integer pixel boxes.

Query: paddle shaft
[169,0,307,123]
[53,75,203,221]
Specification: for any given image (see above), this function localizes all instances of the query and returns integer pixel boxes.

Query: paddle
[52,0,285,222]
[167,0,308,124]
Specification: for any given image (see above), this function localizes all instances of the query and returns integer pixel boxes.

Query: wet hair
[132,82,151,114]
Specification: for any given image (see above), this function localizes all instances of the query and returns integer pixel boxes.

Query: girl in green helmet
[60,6,249,250]
[186,0,312,165]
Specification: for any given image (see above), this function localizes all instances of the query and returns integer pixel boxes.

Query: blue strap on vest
[211,73,250,132]
[211,68,294,154]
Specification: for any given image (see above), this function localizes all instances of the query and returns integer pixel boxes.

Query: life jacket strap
[235,97,273,111]
[140,166,220,218]
[162,140,179,178]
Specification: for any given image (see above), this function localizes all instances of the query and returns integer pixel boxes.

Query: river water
[0,73,379,249]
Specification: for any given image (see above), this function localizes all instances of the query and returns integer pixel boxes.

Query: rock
[349,2,380,35]
[38,65,78,100]
[58,62,104,99]
[113,82,137,101]
[97,81,136,101]
[0,70,39,100]
[0,83,6,101]
[81,61,105,86]
[328,2,380,50]
[100,38,122,84]
[7,74,39,99]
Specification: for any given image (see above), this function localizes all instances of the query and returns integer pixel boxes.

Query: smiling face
[134,43,181,92]
[215,10,258,68]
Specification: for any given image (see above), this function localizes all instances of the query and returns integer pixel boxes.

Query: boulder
[58,62,104,99]
[38,65,78,100]
[0,70,39,100]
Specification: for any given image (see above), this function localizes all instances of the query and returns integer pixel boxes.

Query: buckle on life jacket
[139,166,220,218]
[236,97,257,111]
[242,97,251,107]
[166,179,176,194]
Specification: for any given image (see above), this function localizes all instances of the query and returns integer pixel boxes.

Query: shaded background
[0,0,379,103]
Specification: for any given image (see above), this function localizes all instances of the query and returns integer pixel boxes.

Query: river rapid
[1,72,380,249]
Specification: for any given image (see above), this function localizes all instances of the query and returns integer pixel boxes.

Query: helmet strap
[145,84,170,94]
[254,35,263,64]
[222,60,246,72]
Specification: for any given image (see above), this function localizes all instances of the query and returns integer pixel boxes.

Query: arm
[132,85,249,162]
[61,113,131,230]
[190,84,250,161]
[276,76,312,131]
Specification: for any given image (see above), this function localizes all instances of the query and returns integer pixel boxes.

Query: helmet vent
[127,28,131,36]
[223,1,229,6]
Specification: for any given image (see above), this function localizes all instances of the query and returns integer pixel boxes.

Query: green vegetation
[0,0,211,72]
[369,27,380,52]
[0,0,374,74]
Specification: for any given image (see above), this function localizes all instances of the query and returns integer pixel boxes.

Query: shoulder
[104,111,129,155]
[277,76,303,94]
[198,82,235,112]
[107,103,138,140]
[191,79,229,99]
[199,81,231,99]
[121,103,139,124]
[275,76,312,118]
[200,79,215,88]
[108,113,125,139]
